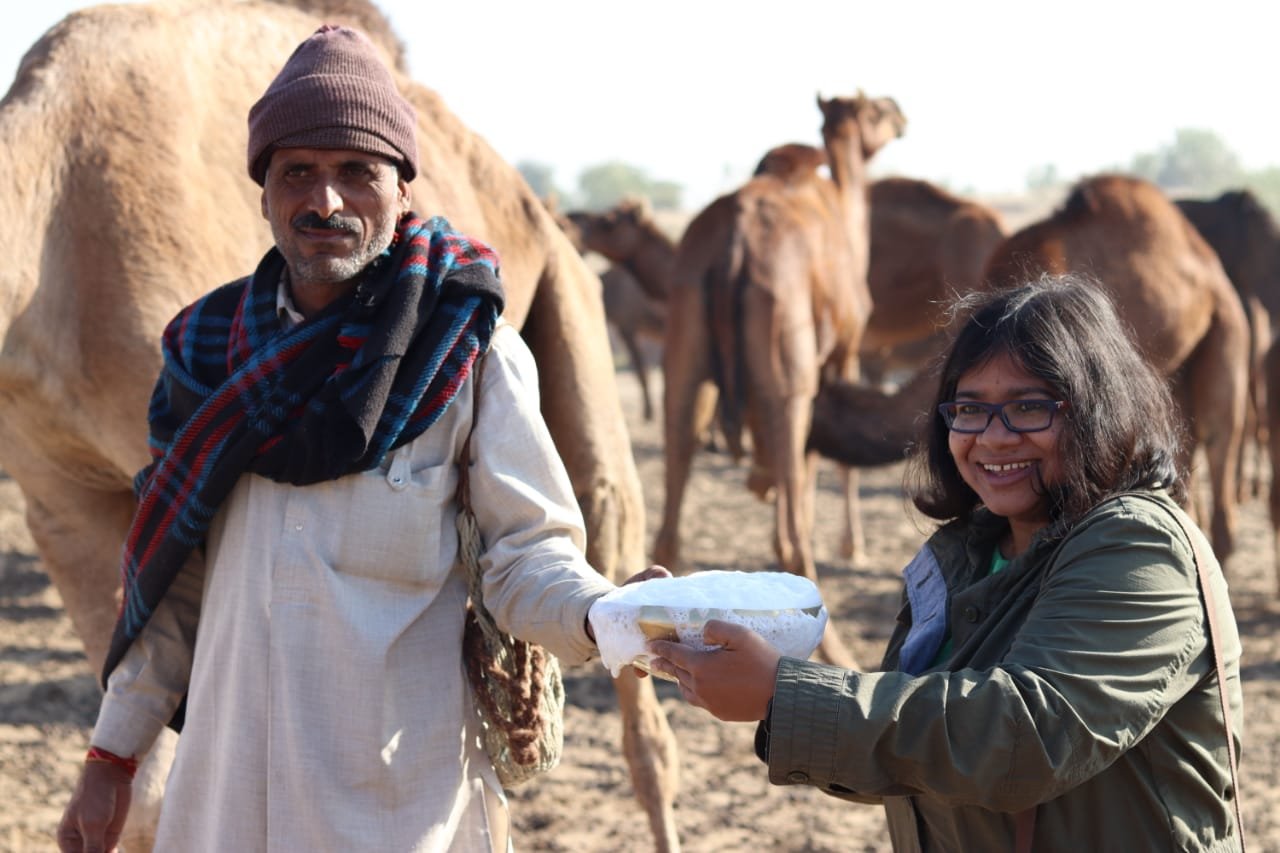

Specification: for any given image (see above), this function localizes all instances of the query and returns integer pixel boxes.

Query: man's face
[260,147,410,312]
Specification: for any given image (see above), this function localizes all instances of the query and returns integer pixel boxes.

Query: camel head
[565,197,656,262]
[817,92,907,160]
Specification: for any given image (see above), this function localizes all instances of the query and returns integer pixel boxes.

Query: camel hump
[273,0,408,71]
[870,176,964,211]
[753,143,826,183]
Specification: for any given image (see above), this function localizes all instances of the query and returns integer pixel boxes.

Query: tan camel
[1177,190,1280,499]
[654,93,906,668]
[552,201,667,421]
[985,174,1248,562]
[0,2,680,850]
[753,148,1007,383]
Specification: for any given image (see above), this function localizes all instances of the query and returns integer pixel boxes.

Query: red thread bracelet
[85,745,139,778]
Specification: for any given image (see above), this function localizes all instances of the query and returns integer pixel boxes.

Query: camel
[1177,190,1280,499]
[983,174,1248,562]
[1176,190,1280,585]
[552,201,667,421]
[0,2,680,850]
[753,148,1007,384]
[598,265,666,421]
[566,197,678,302]
[807,366,938,467]
[654,93,906,668]
[862,178,1007,380]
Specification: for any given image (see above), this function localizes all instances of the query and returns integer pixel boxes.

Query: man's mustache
[292,212,360,233]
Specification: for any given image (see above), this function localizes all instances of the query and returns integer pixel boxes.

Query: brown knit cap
[247,25,418,185]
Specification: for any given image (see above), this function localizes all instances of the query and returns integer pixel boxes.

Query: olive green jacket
[760,491,1244,851]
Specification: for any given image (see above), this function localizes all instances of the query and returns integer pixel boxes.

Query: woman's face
[947,351,1066,555]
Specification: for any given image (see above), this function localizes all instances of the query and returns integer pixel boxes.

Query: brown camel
[599,265,666,421]
[566,197,678,302]
[985,174,1248,563]
[807,177,1250,569]
[654,93,906,668]
[1177,190,1280,499]
[553,201,667,421]
[862,178,1007,380]
[1177,190,1280,585]
[807,366,938,467]
[0,2,680,850]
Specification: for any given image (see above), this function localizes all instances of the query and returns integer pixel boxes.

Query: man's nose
[307,180,343,218]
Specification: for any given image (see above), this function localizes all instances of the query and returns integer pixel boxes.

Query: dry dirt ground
[2,368,1279,852]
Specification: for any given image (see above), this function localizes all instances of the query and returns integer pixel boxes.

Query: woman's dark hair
[907,273,1188,533]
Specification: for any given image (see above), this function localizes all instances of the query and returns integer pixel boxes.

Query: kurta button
[294,522,303,532]
[963,606,979,623]
[786,771,808,783]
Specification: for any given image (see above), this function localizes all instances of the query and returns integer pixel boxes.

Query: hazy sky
[5,1,1278,209]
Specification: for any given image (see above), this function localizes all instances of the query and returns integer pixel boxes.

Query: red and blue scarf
[102,213,504,686]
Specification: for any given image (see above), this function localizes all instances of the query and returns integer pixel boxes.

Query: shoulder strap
[457,355,485,513]
[1164,508,1246,850]
[1016,493,1245,852]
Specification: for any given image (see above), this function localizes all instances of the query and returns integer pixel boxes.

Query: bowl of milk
[588,570,828,679]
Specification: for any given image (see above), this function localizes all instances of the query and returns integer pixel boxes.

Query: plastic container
[588,570,828,679]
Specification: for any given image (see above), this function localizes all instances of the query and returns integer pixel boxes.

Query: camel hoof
[746,467,774,501]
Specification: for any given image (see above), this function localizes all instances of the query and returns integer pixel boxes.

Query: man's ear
[398,177,412,214]
[261,190,269,220]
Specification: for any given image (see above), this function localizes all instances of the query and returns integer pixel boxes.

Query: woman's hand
[647,619,781,722]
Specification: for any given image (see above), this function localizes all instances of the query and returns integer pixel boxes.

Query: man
[57,25,645,851]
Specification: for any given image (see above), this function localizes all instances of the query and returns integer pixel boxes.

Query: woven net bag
[458,505,565,787]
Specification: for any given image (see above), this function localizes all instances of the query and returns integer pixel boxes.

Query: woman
[649,275,1245,850]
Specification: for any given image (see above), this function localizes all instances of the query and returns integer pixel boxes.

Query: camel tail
[706,229,750,461]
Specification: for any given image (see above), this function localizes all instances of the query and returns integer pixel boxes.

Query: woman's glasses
[937,399,1067,434]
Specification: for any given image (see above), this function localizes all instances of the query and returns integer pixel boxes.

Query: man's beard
[277,212,397,285]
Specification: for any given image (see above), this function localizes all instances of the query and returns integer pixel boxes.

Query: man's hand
[647,619,781,722]
[587,564,674,643]
[57,760,133,852]
[620,564,673,586]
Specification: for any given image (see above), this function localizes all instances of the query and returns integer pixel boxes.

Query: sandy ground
[2,367,1279,852]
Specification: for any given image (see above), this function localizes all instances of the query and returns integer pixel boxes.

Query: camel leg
[762,393,858,670]
[521,269,681,850]
[1266,339,1280,594]
[613,669,681,852]
[654,281,711,570]
[17,473,170,851]
[1245,299,1270,500]
[1183,312,1247,564]
[838,465,864,562]
[617,327,655,422]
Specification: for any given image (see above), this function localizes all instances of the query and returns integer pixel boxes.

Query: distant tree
[576,160,684,211]
[516,159,563,202]
[647,180,683,211]
[1127,128,1243,193]
[1025,163,1060,192]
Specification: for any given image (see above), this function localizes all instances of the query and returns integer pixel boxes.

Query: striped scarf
[102,213,504,686]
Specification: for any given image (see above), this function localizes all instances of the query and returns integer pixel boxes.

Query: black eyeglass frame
[937,399,1068,434]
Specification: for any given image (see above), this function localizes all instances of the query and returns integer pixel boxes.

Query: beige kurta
[92,321,615,852]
